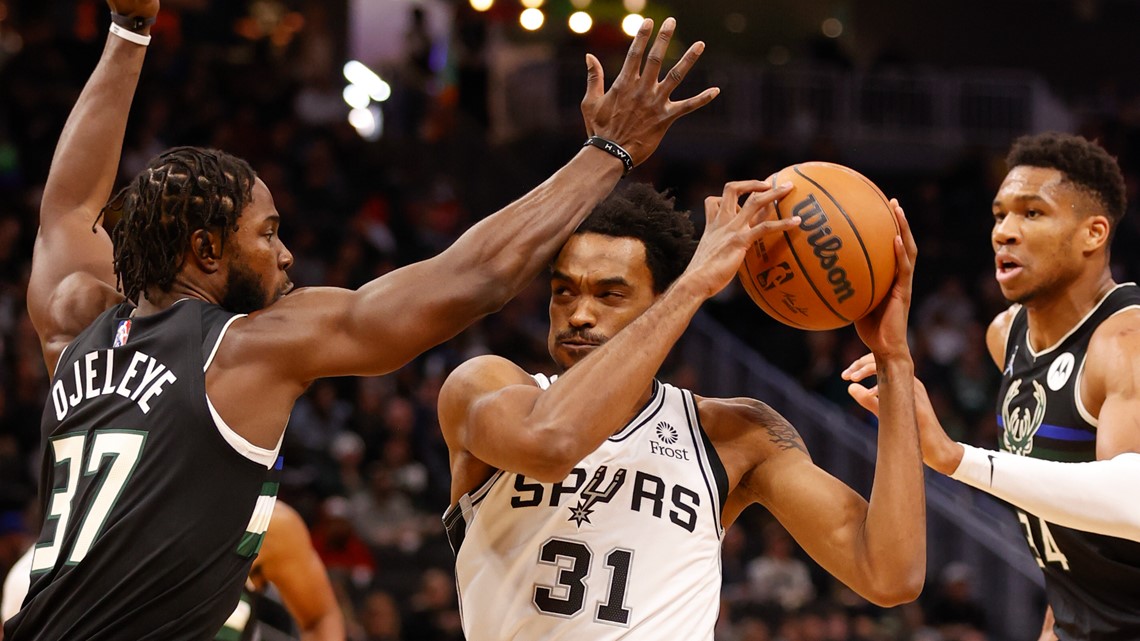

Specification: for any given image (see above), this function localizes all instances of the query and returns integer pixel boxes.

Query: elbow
[863,570,925,607]
[524,428,584,483]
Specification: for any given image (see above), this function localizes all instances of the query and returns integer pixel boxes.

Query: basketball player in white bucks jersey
[440,182,926,640]
[846,133,1140,640]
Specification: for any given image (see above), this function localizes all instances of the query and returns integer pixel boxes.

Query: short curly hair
[574,183,697,293]
[103,147,256,303]
[1006,132,1126,236]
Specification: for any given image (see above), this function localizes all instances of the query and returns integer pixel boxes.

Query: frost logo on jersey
[1001,378,1046,456]
[113,320,132,348]
[655,422,678,444]
[568,466,626,527]
[1047,353,1075,391]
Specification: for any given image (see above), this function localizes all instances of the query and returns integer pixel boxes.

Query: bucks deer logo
[1001,378,1046,456]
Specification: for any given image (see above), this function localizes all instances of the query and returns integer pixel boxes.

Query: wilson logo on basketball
[794,194,855,303]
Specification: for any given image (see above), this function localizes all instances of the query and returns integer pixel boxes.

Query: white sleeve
[950,444,1140,542]
[2,547,33,622]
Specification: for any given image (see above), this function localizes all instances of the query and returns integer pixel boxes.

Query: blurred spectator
[924,562,988,641]
[311,496,376,592]
[746,521,816,611]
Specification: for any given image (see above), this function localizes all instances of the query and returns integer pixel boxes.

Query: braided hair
[103,147,255,303]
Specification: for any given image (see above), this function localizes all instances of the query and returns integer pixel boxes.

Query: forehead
[552,233,651,283]
[242,178,278,224]
[995,166,1074,206]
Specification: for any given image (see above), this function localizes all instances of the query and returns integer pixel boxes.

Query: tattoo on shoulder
[747,402,806,454]
[766,419,806,453]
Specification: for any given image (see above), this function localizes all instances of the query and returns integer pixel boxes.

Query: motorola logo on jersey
[510,467,701,533]
[1001,378,1046,456]
[1047,352,1075,391]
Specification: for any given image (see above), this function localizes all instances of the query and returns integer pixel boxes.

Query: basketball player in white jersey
[2,501,342,641]
[439,181,925,640]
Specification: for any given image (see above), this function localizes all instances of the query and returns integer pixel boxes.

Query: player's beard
[220,262,271,314]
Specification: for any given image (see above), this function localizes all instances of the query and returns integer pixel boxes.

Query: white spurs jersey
[444,378,728,641]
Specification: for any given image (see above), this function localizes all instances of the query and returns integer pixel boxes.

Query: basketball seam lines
[774,168,850,324]
[794,165,874,320]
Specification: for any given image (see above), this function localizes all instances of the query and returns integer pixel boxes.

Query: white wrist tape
[110,23,151,47]
[951,443,1140,542]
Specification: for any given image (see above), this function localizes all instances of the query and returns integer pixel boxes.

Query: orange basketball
[738,162,899,331]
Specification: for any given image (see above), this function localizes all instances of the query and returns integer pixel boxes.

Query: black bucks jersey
[996,283,1140,640]
[444,379,728,640]
[5,300,281,641]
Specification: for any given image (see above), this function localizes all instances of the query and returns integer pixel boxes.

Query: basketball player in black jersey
[4,501,342,640]
[845,133,1140,640]
[439,182,925,639]
[4,0,719,638]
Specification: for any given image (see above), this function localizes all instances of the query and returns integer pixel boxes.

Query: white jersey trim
[1074,354,1098,429]
[203,313,246,372]
[682,389,726,539]
[1025,283,1135,359]
[1071,303,1140,429]
[206,396,282,468]
[202,313,279,468]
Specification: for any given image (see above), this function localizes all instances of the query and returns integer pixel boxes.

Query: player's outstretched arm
[735,202,925,607]
[439,182,796,483]
[26,0,157,373]
[845,308,1140,543]
[254,503,345,641]
[237,17,718,384]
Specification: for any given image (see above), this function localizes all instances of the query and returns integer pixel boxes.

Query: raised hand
[680,180,798,300]
[107,0,159,20]
[580,17,718,167]
[852,199,917,360]
[842,353,964,474]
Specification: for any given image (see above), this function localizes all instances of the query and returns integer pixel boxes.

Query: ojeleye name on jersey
[51,348,178,421]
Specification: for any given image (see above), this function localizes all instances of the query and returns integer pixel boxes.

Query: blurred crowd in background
[1,1,1140,640]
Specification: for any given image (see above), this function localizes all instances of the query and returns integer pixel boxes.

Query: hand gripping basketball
[681,180,799,301]
[580,17,719,168]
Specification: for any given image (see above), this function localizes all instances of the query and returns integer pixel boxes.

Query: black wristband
[583,136,634,176]
[110,12,157,34]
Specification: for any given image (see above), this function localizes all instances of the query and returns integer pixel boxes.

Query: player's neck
[615,383,658,435]
[135,282,219,316]
[1024,269,1115,352]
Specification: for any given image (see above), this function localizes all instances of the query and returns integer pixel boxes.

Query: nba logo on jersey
[113,320,132,347]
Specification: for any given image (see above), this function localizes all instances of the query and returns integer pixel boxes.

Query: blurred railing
[501,59,1072,171]
[680,312,1045,641]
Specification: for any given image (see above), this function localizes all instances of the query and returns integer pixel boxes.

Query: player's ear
[1084,214,1110,254]
[189,229,223,273]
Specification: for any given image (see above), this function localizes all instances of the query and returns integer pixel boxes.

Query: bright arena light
[520,0,544,7]
[343,60,391,102]
[622,0,645,12]
[469,0,493,10]
[621,13,644,37]
[568,11,593,34]
[520,7,544,30]
[342,84,371,110]
[349,107,377,139]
